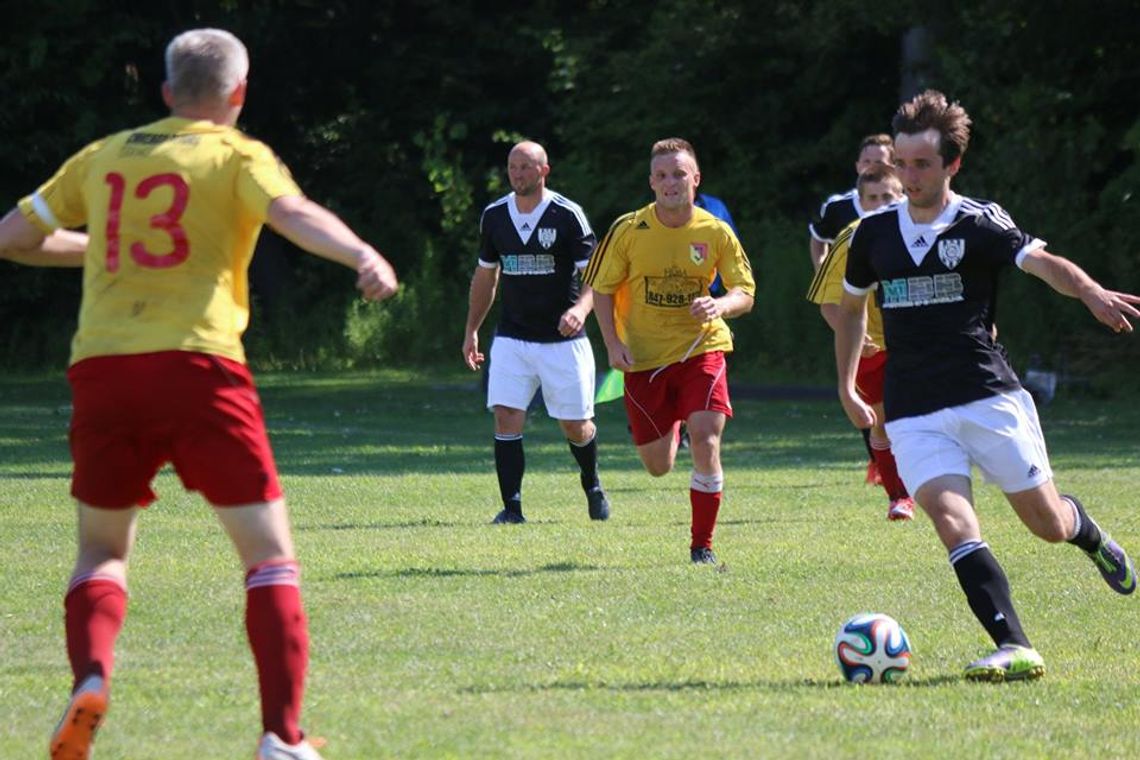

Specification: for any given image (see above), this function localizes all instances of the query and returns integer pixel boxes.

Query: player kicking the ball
[835,90,1137,682]
[0,28,397,759]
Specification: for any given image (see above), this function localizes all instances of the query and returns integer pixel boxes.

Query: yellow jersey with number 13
[18,116,301,365]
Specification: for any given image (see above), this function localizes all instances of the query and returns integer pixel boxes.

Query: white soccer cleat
[256,731,326,760]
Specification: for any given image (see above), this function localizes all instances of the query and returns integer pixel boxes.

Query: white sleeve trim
[808,224,829,243]
[477,259,499,269]
[843,279,875,296]
[31,193,62,231]
[1014,238,1047,270]
[574,258,590,271]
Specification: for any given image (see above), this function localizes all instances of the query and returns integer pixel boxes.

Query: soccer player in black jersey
[462,141,609,524]
[836,90,1139,682]
[810,134,895,486]
[808,133,894,272]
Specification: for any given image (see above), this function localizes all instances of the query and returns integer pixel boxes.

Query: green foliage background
[2,0,1138,386]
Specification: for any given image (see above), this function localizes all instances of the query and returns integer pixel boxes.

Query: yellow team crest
[689,242,708,265]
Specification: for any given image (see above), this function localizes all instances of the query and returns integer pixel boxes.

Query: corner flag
[595,368,624,404]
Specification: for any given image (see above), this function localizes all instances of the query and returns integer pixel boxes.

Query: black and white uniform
[809,188,869,244]
[478,188,596,419]
[844,192,1053,493]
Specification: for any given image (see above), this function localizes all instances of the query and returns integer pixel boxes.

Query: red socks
[246,560,309,745]
[64,575,127,691]
[870,438,908,501]
[689,472,724,550]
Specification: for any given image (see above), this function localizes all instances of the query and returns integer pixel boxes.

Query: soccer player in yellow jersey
[585,138,755,564]
[806,164,915,521]
[0,28,396,760]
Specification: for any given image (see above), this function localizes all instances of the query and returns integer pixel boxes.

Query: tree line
[2,0,1138,391]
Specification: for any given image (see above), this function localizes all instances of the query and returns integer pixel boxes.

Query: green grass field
[1,370,1138,759]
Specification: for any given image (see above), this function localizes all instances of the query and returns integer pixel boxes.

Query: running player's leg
[51,504,137,759]
[488,337,539,523]
[889,408,1040,681]
[214,499,312,747]
[686,409,726,563]
[869,402,912,520]
[624,367,681,476]
[978,389,1136,595]
[914,475,1041,681]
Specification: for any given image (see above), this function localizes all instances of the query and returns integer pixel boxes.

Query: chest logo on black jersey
[537,228,557,249]
[689,242,708,265]
[937,239,965,269]
[911,235,928,248]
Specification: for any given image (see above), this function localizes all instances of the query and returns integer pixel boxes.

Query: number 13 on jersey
[104,172,190,272]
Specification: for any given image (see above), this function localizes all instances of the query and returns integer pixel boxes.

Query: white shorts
[884,388,1053,495]
[487,336,595,420]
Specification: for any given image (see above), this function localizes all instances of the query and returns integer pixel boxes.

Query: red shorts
[67,351,283,508]
[855,350,887,405]
[624,351,732,445]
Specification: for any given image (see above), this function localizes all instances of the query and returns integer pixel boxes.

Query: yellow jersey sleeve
[18,137,109,232]
[233,136,302,219]
[805,219,884,347]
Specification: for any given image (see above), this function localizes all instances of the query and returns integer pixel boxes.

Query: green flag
[595,368,625,404]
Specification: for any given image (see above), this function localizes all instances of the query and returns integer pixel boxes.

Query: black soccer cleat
[690,547,717,565]
[491,509,526,525]
[586,487,610,521]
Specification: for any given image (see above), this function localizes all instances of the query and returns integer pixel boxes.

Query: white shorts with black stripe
[487,335,595,420]
[884,388,1053,495]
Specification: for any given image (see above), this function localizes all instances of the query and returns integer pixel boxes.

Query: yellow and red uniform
[19,116,301,365]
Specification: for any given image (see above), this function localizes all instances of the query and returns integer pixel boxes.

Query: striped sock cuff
[949,539,988,566]
[67,572,127,596]
[494,433,523,442]
[246,560,300,590]
[569,432,597,448]
[690,471,724,494]
[1060,495,1081,541]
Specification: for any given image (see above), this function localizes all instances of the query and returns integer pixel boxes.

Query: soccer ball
[834,612,911,683]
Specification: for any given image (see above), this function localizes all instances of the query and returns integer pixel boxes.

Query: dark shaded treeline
[2,1,1138,389]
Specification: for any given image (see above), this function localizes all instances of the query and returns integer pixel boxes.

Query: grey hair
[164,28,249,106]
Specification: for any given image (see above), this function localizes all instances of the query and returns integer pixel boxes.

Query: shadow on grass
[297,518,466,531]
[335,562,601,580]
[458,673,962,694]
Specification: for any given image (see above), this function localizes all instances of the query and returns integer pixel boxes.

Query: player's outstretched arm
[267,195,397,301]
[0,209,85,267]
[1020,248,1140,334]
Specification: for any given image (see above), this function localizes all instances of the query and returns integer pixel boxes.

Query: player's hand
[606,341,634,371]
[860,335,882,358]
[1081,286,1140,334]
[839,386,876,430]
[690,296,720,322]
[558,306,587,337]
[462,333,483,371]
[356,248,399,301]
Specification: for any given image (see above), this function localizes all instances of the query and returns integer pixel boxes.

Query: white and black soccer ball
[834,612,911,683]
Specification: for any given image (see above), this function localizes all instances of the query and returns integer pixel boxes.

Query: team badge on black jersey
[537,227,557,249]
[938,239,965,269]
